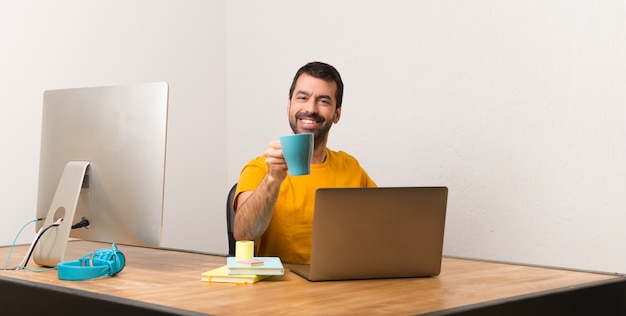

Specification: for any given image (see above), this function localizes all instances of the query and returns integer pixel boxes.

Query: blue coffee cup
[279,133,313,176]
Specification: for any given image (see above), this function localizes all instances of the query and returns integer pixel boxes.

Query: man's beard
[289,112,332,147]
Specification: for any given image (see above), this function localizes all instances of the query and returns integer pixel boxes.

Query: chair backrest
[226,183,237,256]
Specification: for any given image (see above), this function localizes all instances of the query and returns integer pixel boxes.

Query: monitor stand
[32,160,90,267]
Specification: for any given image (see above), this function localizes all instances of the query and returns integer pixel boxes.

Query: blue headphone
[57,244,126,281]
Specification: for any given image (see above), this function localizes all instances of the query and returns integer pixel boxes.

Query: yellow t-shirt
[235,148,376,264]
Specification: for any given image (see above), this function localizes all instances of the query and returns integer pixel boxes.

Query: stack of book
[200,256,284,284]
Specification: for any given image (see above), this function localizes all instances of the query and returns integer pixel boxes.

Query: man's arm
[233,140,287,241]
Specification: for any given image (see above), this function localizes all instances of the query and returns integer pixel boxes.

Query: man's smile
[296,112,325,130]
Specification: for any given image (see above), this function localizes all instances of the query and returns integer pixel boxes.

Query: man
[233,61,376,264]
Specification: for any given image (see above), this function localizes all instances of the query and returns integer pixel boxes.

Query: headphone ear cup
[110,249,125,275]
[92,248,125,275]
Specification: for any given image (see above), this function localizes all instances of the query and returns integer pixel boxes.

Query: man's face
[287,73,341,146]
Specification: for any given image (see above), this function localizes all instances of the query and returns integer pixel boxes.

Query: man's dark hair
[288,61,344,109]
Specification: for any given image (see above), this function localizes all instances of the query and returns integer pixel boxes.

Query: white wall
[1,0,625,274]
[226,0,626,274]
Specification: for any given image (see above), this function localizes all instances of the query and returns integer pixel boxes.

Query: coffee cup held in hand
[279,133,313,176]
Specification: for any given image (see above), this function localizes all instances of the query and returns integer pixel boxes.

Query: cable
[71,217,90,229]
[17,218,63,269]
[3,218,42,270]
[16,266,57,273]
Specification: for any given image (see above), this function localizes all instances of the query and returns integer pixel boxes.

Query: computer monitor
[32,82,169,267]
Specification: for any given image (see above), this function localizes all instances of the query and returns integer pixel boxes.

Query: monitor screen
[33,82,169,267]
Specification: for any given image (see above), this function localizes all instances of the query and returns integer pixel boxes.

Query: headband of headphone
[57,244,125,281]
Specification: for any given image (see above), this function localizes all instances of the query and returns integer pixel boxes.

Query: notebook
[289,186,448,281]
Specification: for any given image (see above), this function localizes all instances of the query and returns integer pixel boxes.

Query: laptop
[289,186,448,281]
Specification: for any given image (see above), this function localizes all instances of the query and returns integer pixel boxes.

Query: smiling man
[233,61,377,264]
